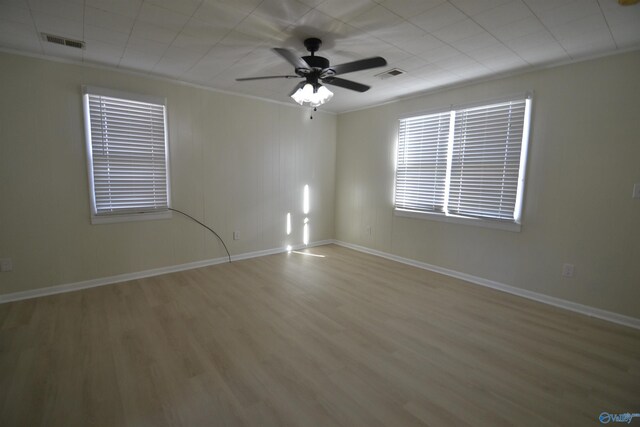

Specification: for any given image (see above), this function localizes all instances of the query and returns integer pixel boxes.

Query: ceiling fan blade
[236,75,301,81]
[322,77,370,93]
[288,81,306,97]
[273,48,310,71]
[329,56,387,76]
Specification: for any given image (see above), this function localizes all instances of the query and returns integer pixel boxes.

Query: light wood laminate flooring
[1,244,639,426]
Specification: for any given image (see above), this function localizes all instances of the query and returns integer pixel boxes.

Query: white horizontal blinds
[88,94,168,215]
[395,111,451,212]
[448,99,527,221]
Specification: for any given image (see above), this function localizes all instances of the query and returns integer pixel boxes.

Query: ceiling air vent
[42,33,85,49]
[375,68,406,80]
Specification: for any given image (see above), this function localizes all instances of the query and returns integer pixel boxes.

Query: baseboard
[0,240,333,304]
[5,239,638,330]
[332,240,640,330]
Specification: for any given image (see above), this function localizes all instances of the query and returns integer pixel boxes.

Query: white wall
[335,51,640,319]
[0,52,336,296]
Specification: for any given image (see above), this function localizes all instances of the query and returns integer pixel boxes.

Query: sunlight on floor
[291,250,325,258]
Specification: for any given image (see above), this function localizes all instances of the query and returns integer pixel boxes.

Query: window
[82,87,171,224]
[394,95,532,231]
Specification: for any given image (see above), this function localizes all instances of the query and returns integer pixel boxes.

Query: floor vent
[375,68,406,79]
[42,33,85,49]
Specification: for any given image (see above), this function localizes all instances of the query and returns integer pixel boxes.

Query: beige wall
[0,52,336,295]
[2,50,639,320]
[336,51,640,318]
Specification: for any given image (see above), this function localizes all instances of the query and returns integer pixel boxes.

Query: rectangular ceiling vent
[375,68,406,80]
[41,33,85,49]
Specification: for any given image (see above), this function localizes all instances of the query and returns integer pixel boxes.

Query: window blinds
[85,92,169,215]
[394,97,530,224]
[448,99,527,221]
[395,111,451,212]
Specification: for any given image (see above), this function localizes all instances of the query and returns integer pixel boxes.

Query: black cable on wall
[168,208,231,263]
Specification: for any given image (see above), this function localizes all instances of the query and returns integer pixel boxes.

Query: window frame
[82,86,172,224]
[393,93,532,232]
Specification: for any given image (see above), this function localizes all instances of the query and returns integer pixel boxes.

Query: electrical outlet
[233,231,240,240]
[633,183,640,199]
[562,263,574,278]
[0,258,13,272]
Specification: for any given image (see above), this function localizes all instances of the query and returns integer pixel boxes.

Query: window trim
[393,93,532,232]
[82,86,172,224]
[90,210,172,225]
[394,208,522,232]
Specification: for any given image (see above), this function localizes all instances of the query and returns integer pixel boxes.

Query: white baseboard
[4,238,638,330]
[332,240,640,330]
[0,240,333,304]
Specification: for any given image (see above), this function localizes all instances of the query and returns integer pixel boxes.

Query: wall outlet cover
[0,258,13,272]
[562,263,574,278]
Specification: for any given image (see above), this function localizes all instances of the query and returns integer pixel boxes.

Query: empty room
[1,0,639,425]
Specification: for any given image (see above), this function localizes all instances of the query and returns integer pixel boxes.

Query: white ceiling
[1,0,639,112]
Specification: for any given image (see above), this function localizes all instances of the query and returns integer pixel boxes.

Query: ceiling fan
[236,38,387,107]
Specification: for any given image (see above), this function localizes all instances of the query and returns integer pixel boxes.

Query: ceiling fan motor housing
[300,38,332,76]
[302,55,329,69]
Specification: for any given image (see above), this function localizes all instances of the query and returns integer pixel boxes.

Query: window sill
[91,210,172,225]
[394,208,521,232]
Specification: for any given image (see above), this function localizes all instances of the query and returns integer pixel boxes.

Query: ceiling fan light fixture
[291,83,313,105]
[291,83,333,107]
[311,85,333,107]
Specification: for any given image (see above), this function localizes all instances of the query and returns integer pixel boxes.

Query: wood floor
[1,244,639,426]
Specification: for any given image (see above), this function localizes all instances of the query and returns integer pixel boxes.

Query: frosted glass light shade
[291,83,333,107]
